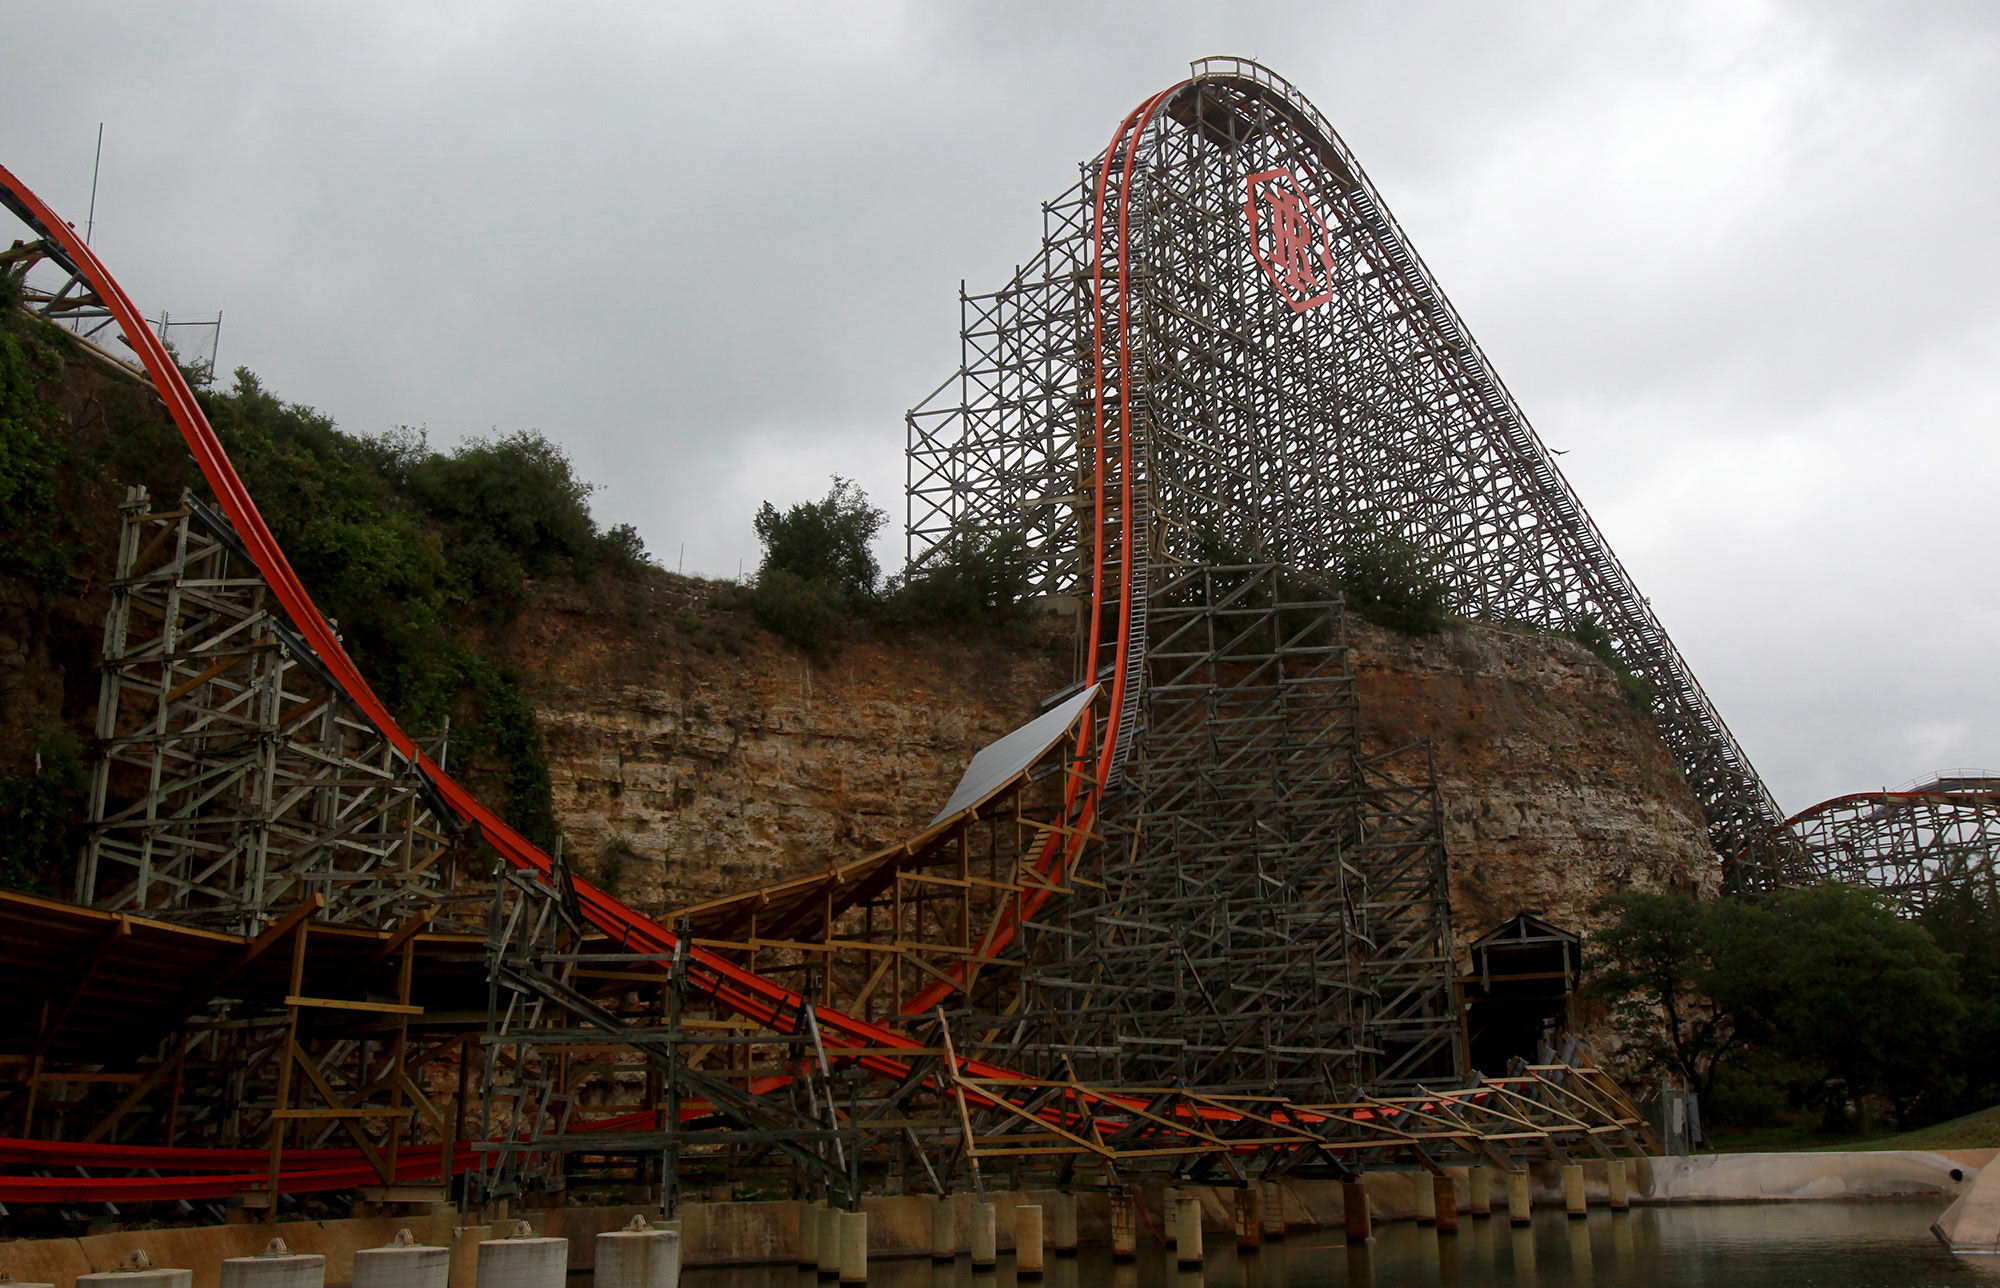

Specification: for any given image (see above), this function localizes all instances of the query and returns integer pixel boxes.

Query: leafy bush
[884,528,1030,632]
[0,301,75,599]
[753,476,885,603]
[1334,528,1450,634]
[0,730,85,892]
[746,568,849,659]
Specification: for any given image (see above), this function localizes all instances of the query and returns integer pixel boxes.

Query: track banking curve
[0,84,1174,1196]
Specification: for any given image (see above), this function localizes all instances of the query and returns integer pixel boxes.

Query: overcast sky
[9,1,1999,815]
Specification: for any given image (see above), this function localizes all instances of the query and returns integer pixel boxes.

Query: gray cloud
[8,0,1998,812]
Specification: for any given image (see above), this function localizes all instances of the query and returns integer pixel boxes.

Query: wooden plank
[285,995,423,1016]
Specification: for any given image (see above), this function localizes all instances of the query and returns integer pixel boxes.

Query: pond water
[681,1203,2000,1288]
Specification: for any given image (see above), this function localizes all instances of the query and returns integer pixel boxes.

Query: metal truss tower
[81,485,462,934]
[908,57,1796,890]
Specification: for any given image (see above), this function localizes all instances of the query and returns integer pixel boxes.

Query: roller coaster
[0,56,1952,1212]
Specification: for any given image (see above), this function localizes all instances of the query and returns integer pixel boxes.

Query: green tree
[753,476,886,603]
[885,527,1029,631]
[1593,891,1759,1103]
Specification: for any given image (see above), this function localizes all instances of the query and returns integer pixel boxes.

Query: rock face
[511,583,1719,951]
[1344,617,1719,950]
[499,578,1071,914]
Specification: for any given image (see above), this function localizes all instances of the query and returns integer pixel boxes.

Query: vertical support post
[1050,1192,1077,1257]
[1414,1173,1437,1226]
[970,1202,998,1271]
[1607,1158,1630,1212]
[1110,1193,1137,1262]
[928,1196,956,1263]
[1562,1163,1586,1220]
[1342,1179,1372,1244]
[1507,1169,1533,1227]
[1235,1187,1262,1251]
[1016,1205,1044,1279]
[1260,1179,1286,1242]
[838,1211,867,1285]
[1468,1165,1492,1219]
[1172,1196,1203,1268]
[1434,1173,1458,1234]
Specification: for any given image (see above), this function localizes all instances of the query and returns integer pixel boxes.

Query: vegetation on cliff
[0,299,648,886]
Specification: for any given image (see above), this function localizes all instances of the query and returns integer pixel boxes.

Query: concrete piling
[1235,1187,1262,1251]
[1507,1170,1533,1227]
[1414,1174,1438,1226]
[1607,1159,1630,1212]
[353,1230,450,1288]
[1016,1205,1045,1278]
[1434,1173,1459,1234]
[838,1211,868,1285]
[1110,1194,1137,1262]
[596,1218,680,1288]
[1341,1179,1373,1244]
[970,1202,998,1271]
[929,1196,957,1262]
[474,1232,566,1288]
[220,1239,325,1288]
[77,1252,194,1288]
[797,1204,823,1270]
[1468,1166,1492,1219]
[1172,1196,1203,1268]
[1562,1163,1587,1220]
[1050,1192,1078,1257]
[817,1208,843,1280]
[1260,1180,1286,1242]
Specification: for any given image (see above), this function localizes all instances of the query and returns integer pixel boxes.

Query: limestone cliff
[1345,617,1719,949]
[505,581,1719,953]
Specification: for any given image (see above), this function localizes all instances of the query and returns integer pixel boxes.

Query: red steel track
[0,87,1189,1202]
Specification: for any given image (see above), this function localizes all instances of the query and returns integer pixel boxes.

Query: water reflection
[682,1200,1978,1287]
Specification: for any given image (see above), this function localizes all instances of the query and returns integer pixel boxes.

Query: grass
[1707,1104,2000,1154]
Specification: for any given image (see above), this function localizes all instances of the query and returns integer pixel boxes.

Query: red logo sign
[1245,168,1338,312]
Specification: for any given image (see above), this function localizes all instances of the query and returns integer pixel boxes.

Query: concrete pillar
[1110,1193,1137,1262]
[1016,1205,1044,1279]
[595,1223,680,1288]
[838,1211,868,1285]
[1049,1192,1078,1257]
[448,1227,492,1288]
[1507,1170,1533,1227]
[1259,1180,1286,1242]
[929,1196,957,1263]
[474,1236,566,1288]
[221,1241,326,1288]
[970,1202,998,1271]
[1468,1166,1492,1219]
[1561,1163,1586,1220]
[1434,1174,1459,1234]
[353,1231,449,1288]
[795,1203,820,1270]
[817,1207,842,1279]
[1607,1159,1630,1212]
[1172,1196,1203,1268]
[76,1274,192,1288]
[1234,1187,1262,1250]
[1414,1174,1438,1226]
[1341,1179,1372,1244]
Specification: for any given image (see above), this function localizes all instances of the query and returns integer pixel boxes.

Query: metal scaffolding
[907,57,1796,889]
[81,486,463,934]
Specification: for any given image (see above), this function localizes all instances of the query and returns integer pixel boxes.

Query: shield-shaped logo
[1245,168,1338,312]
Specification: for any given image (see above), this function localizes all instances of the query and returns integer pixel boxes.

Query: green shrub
[0,730,85,893]
[884,528,1029,632]
[746,568,848,659]
[1565,615,1658,715]
[1334,528,1450,635]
